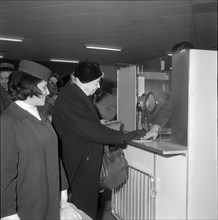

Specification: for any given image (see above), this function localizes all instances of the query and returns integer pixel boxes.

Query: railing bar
[111,165,155,220]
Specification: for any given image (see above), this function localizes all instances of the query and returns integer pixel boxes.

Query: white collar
[15,100,41,121]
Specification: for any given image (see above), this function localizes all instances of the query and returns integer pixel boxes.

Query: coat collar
[8,102,47,123]
[65,82,100,120]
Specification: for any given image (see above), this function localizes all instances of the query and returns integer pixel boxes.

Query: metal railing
[111,166,156,220]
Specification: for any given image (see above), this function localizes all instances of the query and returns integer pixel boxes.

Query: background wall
[100,65,118,93]
[142,56,172,71]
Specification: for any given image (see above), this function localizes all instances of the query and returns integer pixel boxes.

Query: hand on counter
[144,124,161,140]
[124,129,147,142]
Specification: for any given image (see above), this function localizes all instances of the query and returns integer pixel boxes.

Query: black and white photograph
[0,1,217,220]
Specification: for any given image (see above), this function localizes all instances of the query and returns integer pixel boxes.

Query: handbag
[99,145,128,190]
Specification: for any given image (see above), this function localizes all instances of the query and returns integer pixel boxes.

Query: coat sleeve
[53,93,125,145]
[1,115,19,218]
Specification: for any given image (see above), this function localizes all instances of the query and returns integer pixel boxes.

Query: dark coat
[0,85,11,114]
[1,102,68,220]
[52,82,125,219]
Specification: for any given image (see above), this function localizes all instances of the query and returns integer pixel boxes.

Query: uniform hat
[73,60,103,83]
[0,62,14,71]
[18,60,51,81]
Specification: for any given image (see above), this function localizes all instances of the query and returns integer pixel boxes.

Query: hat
[18,60,52,81]
[172,42,193,53]
[0,62,14,71]
[73,60,103,83]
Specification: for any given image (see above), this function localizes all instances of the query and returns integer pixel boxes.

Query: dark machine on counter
[136,92,157,132]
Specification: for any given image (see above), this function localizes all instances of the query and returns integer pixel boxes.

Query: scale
[136,92,157,131]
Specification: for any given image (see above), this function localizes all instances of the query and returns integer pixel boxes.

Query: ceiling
[0,0,217,66]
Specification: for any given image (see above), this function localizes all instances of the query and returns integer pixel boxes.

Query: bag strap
[103,145,124,157]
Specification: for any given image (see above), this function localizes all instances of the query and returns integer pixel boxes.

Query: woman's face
[47,76,58,95]
[33,80,50,106]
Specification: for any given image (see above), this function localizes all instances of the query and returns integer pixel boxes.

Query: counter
[129,136,187,156]
[114,50,217,220]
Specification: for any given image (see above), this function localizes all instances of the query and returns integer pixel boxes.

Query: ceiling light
[0,36,24,42]
[85,44,122,52]
[50,58,79,63]
[167,53,173,56]
[0,55,3,58]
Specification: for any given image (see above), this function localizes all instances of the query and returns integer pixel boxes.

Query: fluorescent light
[0,36,24,42]
[85,44,122,52]
[50,58,79,63]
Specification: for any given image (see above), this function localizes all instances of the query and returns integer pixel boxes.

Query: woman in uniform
[1,60,69,220]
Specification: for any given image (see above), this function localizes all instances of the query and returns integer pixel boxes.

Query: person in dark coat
[0,62,14,113]
[52,60,146,219]
[144,42,193,140]
[1,60,70,220]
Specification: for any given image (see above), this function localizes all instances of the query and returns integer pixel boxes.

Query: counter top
[129,137,187,156]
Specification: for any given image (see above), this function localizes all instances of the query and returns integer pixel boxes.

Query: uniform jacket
[52,82,125,218]
[1,102,68,220]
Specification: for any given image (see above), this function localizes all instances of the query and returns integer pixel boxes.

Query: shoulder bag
[99,145,128,190]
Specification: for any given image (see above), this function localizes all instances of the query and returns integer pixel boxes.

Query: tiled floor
[96,190,117,220]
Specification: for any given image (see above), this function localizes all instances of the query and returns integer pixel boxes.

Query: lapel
[9,102,49,125]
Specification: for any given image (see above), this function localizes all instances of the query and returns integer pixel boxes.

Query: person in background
[57,73,71,90]
[144,42,193,140]
[171,41,194,53]
[1,60,71,220]
[38,73,59,121]
[52,60,146,219]
[92,78,117,121]
[0,62,14,113]
[47,73,59,95]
